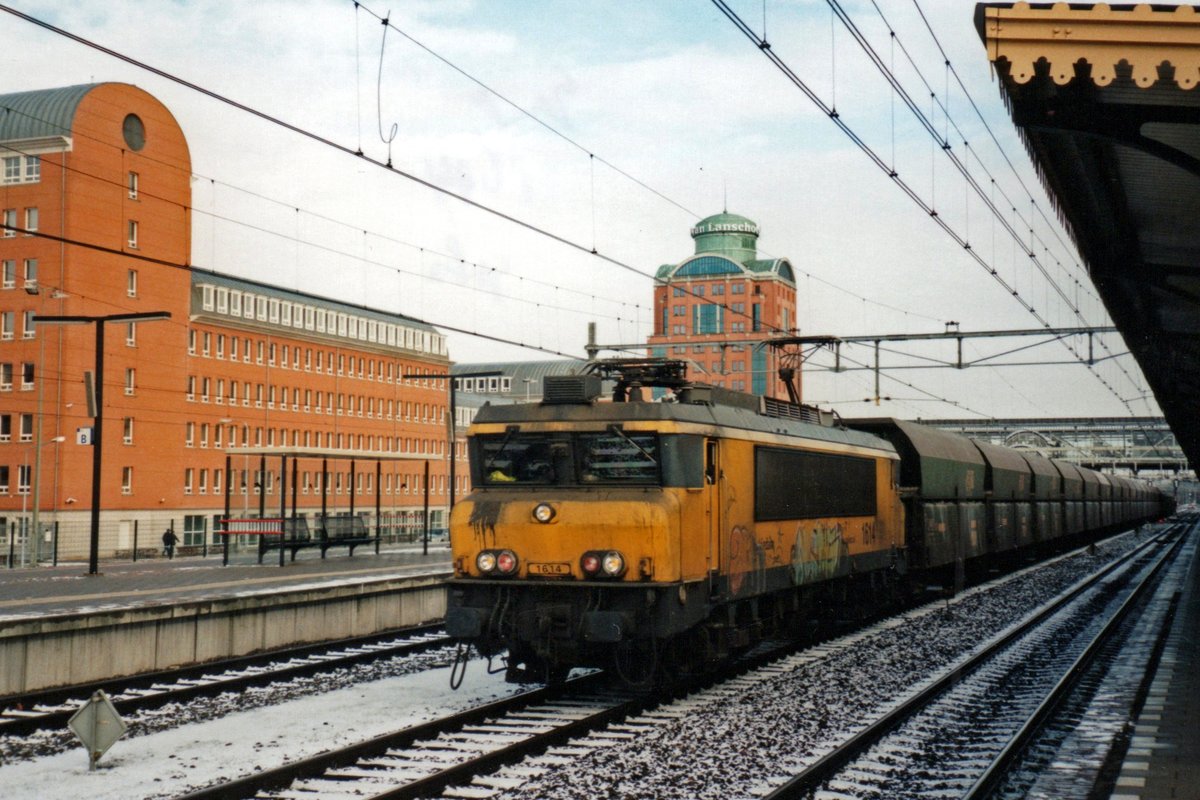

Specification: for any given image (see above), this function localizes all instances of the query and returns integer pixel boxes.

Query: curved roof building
[648,213,797,399]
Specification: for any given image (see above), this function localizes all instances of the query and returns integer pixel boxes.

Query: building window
[2,156,18,183]
[201,285,214,311]
[123,417,134,444]
[17,464,30,496]
[0,414,9,441]
[1,260,13,288]
[124,368,136,395]
[23,258,36,290]
[20,362,33,390]
[1,311,13,340]
[25,155,39,182]
[2,208,14,237]
[183,514,205,546]
[127,220,138,248]
[125,322,136,347]
[185,422,195,447]
[22,311,35,339]
[184,468,194,495]
[19,413,32,441]
[127,269,138,297]
[0,465,8,493]
[0,362,11,390]
[128,171,139,199]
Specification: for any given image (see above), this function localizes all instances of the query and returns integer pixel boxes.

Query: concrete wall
[0,574,447,696]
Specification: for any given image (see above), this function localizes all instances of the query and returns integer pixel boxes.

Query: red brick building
[0,83,454,562]
[647,212,797,399]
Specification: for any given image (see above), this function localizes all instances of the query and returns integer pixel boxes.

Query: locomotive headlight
[602,551,626,577]
[580,552,601,575]
[476,551,497,574]
[496,549,519,575]
[533,503,556,523]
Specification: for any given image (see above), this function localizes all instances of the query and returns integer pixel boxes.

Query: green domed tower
[689,212,760,265]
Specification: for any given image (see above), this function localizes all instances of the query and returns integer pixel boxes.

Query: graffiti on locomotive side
[790,521,849,584]
[727,524,766,596]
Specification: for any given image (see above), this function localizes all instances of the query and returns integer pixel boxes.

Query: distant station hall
[0,82,462,566]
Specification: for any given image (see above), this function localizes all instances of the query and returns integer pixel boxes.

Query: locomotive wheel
[613,638,659,688]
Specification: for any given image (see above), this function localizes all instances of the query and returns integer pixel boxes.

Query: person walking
[162,528,178,560]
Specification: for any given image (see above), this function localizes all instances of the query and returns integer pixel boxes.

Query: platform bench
[257,515,375,563]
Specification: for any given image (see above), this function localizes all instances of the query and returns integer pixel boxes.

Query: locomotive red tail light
[496,550,518,575]
[580,553,601,574]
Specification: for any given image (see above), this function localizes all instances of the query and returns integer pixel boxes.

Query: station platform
[0,544,452,620]
[0,546,453,696]
[1112,522,1200,800]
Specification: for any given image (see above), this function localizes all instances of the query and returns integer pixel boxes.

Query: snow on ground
[0,658,517,800]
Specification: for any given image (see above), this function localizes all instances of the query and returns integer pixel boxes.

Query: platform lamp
[23,435,66,565]
[34,311,171,575]
[27,284,68,565]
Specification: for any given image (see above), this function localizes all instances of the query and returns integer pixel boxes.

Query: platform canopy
[978,2,1200,469]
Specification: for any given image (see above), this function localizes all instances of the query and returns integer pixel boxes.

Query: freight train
[445,360,1172,685]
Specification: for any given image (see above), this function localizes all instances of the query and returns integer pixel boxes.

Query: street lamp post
[24,435,66,565]
[35,311,171,575]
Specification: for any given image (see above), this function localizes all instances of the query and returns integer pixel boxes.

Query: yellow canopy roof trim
[982,3,1200,88]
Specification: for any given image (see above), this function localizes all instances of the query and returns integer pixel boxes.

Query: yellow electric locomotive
[446,360,903,683]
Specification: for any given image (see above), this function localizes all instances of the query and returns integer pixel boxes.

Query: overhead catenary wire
[352,0,949,326]
[0,3,1142,419]
[709,0,1150,419]
[902,0,1148,401]
[0,5,798,347]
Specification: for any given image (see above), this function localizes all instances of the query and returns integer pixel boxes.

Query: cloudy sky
[0,0,1159,420]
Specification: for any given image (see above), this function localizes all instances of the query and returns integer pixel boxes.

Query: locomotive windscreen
[477,432,660,485]
[754,447,876,520]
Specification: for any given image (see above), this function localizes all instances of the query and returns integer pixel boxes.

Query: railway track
[761,521,1191,799]
[166,529,1176,800]
[0,624,450,739]
[175,634,819,800]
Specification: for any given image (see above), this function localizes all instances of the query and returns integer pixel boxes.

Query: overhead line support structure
[34,311,172,575]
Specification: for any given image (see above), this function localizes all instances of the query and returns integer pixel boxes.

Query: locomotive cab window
[579,431,658,484]
[480,435,564,484]
[475,431,661,486]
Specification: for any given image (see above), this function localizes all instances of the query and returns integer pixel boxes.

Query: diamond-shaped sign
[68,690,127,770]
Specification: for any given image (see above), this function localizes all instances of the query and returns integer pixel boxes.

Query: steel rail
[963,522,1192,798]
[0,624,449,738]
[174,671,613,800]
[761,524,1183,799]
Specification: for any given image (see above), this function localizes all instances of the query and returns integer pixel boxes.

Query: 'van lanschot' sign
[691,221,760,236]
